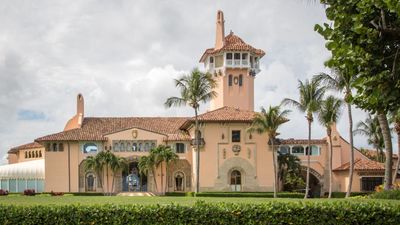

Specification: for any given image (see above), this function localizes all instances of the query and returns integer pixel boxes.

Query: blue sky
[0,0,397,164]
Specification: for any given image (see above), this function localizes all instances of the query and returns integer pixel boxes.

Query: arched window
[138,143,143,152]
[144,143,150,152]
[39,151,42,158]
[279,146,290,155]
[52,143,58,152]
[132,143,137,152]
[35,151,38,158]
[228,75,233,86]
[306,145,320,156]
[291,146,304,156]
[28,151,32,158]
[239,74,243,86]
[25,152,28,158]
[175,172,185,191]
[230,170,241,191]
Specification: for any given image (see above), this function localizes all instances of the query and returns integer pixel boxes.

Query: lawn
[1,195,400,206]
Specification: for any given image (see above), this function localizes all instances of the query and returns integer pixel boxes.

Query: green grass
[1,195,400,206]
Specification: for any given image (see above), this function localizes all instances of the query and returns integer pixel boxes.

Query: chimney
[215,10,225,49]
[77,93,84,126]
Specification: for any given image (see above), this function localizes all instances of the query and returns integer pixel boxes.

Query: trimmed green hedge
[329,192,370,198]
[165,192,303,198]
[0,201,399,224]
[370,190,400,199]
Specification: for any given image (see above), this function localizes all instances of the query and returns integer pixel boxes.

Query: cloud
[0,0,396,164]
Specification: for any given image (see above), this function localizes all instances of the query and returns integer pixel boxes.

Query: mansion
[0,11,396,196]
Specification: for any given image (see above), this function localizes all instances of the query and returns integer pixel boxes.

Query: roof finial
[230,30,233,35]
[215,10,225,49]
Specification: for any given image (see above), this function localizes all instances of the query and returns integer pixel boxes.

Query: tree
[161,147,179,193]
[138,155,158,193]
[389,109,400,183]
[110,155,128,194]
[313,70,357,197]
[317,95,343,198]
[277,153,304,192]
[354,114,385,162]
[315,0,400,190]
[282,79,325,198]
[84,155,104,194]
[151,145,177,194]
[165,68,217,193]
[248,105,290,198]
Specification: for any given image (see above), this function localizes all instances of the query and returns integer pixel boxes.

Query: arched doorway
[230,170,242,191]
[174,172,185,191]
[122,161,147,192]
[85,173,96,192]
[301,167,323,197]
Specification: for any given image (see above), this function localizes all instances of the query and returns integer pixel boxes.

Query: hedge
[370,190,400,200]
[165,192,304,198]
[1,201,399,224]
[328,192,370,198]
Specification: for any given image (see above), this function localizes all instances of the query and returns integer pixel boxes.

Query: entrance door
[230,170,241,191]
[122,161,147,192]
[86,173,95,192]
[175,172,184,191]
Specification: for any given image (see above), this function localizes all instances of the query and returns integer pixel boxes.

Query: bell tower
[200,11,265,111]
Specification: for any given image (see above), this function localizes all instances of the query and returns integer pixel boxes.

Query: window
[232,130,241,142]
[239,74,243,86]
[132,143,137,152]
[242,53,248,60]
[144,143,150,152]
[234,53,240,60]
[46,143,51,152]
[226,53,232,60]
[52,143,58,152]
[279,146,290,155]
[291,146,304,156]
[228,75,233,86]
[39,151,42,158]
[25,152,28,158]
[83,143,98,154]
[176,143,185,154]
[305,146,320,156]
[35,151,38,158]
[361,177,383,191]
[209,56,214,63]
[230,170,241,192]
[58,143,64,152]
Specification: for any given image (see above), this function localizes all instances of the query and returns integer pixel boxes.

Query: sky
[0,0,397,164]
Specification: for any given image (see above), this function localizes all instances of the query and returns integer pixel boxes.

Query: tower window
[176,143,185,154]
[226,53,232,60]
[209,57,214,63]
[228,75,233,86]
[234,53,240,59]
[239,75,243,86]
[232,130,241,142]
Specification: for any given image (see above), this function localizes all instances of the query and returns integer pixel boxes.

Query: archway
[230,170,242,192]
[85,173,96,192]
[301,167,323,197]
[122,161,147,192]
[174,171,185,191]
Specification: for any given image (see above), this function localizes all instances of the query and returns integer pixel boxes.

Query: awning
[0,159,44,179]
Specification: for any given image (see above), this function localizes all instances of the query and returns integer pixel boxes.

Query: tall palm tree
[151,145,175,194]
[389,109,400,184]
[317,95,343,198]
[84,155,104,194]
[282,78,325,198]
[110,155,128,194]
[354,114,385,162]
[165,68,217,193]
[247,105,290,198]
[138,155,158,192]
[313,70,356,197]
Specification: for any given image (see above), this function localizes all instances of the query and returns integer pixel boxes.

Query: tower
[200,10,265,111]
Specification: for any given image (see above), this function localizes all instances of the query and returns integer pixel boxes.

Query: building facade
[2,11,396,195]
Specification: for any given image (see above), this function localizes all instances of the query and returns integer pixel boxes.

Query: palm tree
[313,70,356,197]
[165,68,217,193]
[317,96,343,198]
[138,155,158,192]
[247,105,290,198]
[110,155,128,194]
[161,147,179,193]
[151,145,175,194]
[354,114,385,162]
[282,79,325,198]
[389,109,400,184]
[84,155,104,193]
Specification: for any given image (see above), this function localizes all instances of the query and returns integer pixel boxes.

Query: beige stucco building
[2,11,396,195]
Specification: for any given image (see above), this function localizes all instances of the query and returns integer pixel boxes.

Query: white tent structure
[0,159,44,192]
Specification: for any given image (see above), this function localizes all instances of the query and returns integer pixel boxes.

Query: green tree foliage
[277,153,305,192]
[315,0,400,190]
[248,105,290,198]
[282,79,325,198]
[165,68,217,193]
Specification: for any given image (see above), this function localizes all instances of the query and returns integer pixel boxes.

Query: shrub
[50,191,64,196]
[328,192,370,198]
[194,192,303,198]
[165,192,194,197]
[370,189,400,200]
[0,201,399,224]
[23,189,36,196]
[0,189,8,196]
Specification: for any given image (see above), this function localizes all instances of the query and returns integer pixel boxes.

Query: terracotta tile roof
[200,32,265,62]
[333,159,386,171]
[277,138,327,145]
[360,149,398,159]
[180,106,256,129]
[35,117,190,142]
[8,142,43,154]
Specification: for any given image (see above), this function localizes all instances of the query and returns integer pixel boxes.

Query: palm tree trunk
[328,130,333,198]
[377,113,393,190]
[376,148,380,162]
[195,107,200,193]
[346,102,354,198]
[160,162,164,194]
[165,162,169,193]
[106,166,110,196]
[304,116,312,199]
[393,129,400,184]
[152,168,158,193]
[111,172,115,195]
[271,137,277,198]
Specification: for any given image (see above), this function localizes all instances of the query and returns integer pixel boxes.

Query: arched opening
[85,173,96,192]
[174,172,185,191]
[122,161,147,192]
[230,170,242,192]
[301,168,322,198]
